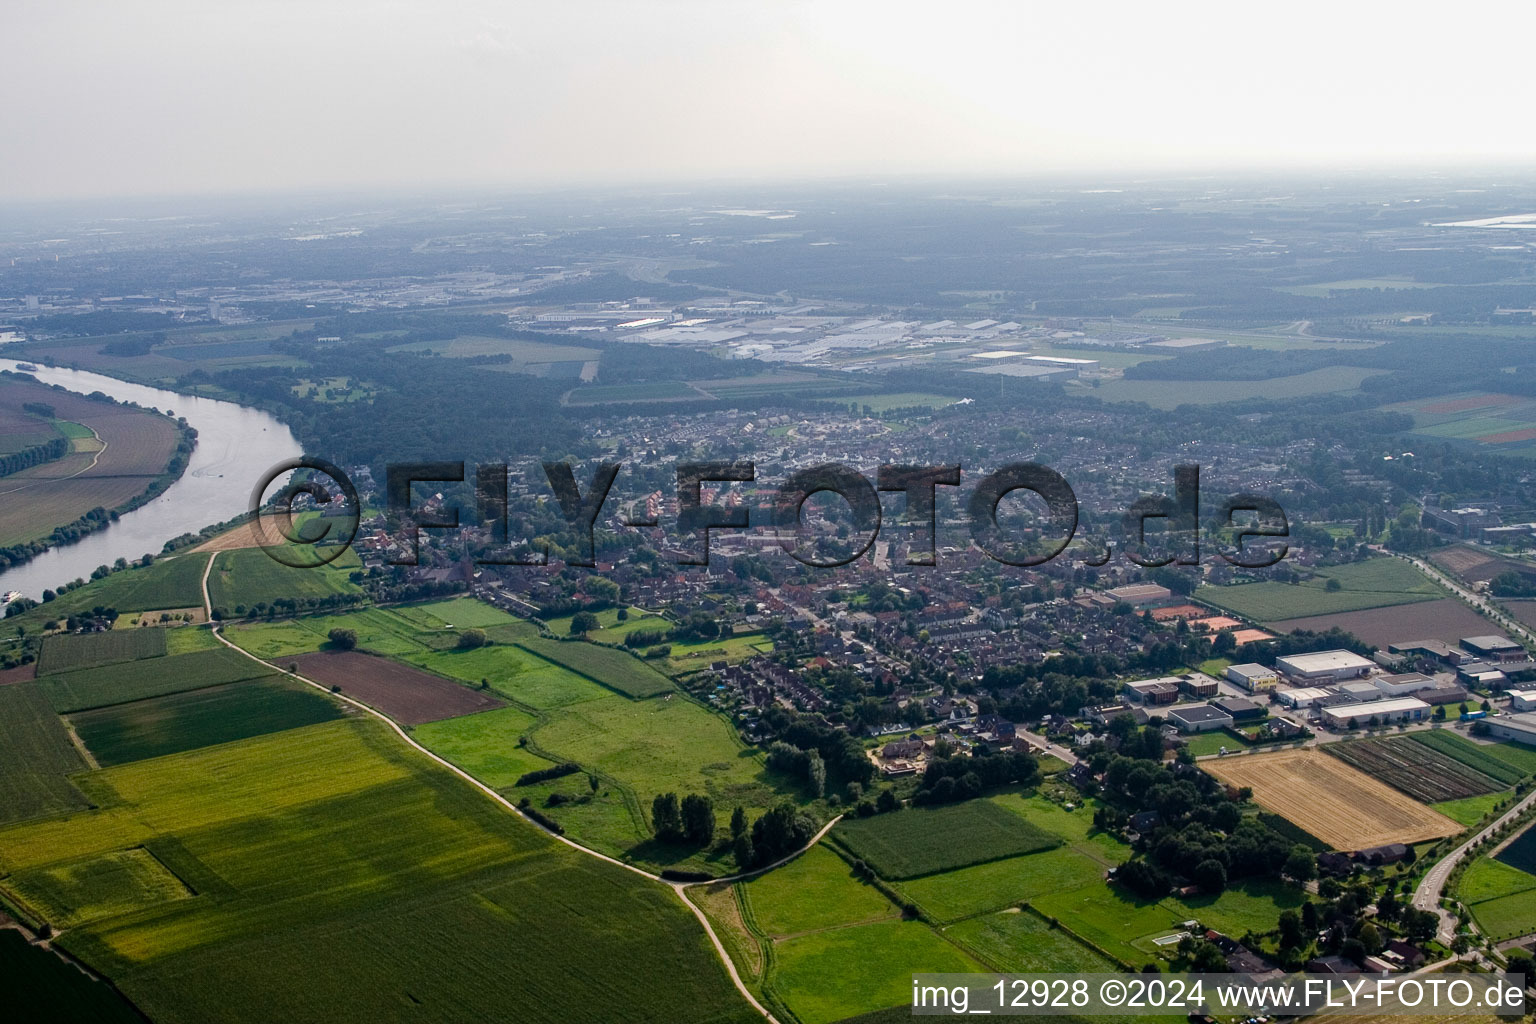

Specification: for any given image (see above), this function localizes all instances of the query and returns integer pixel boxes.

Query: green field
[411,706,556,789]
[69,677,345,766]
[566,380,702,404]
[821,392,961,413]
[770,919,984,1024]
[0,683,90,824]
[207,546,363,611]
[833,801,1061,880]
[411,596,523,629]
[1031,883,1187,967]
[1467,888,1536,940]
[896,845,1110,923]
[1196,557,1440,622]
[517,637,675,698]
[1164,877,1306,937]
[1456,857,1536,905]
[1433,791,1511,827]
[407,644,612,710]
[8,555,209,631]
[37,647,273,713]
[947,908,1117,973]
[0,929,147,1024]
[740,846,896,937]
[6,847,194,928]
[36,629,167,675]
[1408,730,1536,785]
[0,718,760,1024]
[663,633,776,674]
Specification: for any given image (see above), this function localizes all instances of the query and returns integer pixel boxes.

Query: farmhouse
[1167,704,1234,733]
[1320,697,1431,728]
[1276,649,1375,683]
[1487,711,1536,745]
[1225,663,1279,693]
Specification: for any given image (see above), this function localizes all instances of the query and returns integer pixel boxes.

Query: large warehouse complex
[1275,650,1376,683]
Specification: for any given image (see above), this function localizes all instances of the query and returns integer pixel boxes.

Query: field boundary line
[205,593,797,1022]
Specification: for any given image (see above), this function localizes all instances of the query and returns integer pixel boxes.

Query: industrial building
[1106,583,1174,608]
[1320,697,1431,728]
[1275,686,1333,709]
[1167,704,1235,733]
[1212,696,1264,721]
[1461,635,1527,663]
[1124,677,1180,705]
[1275,649,1375,683]
[1373,672,1435,697]
[1488,712,1536,745]
[1508,690,1536,713]
[1225,663,1279,692]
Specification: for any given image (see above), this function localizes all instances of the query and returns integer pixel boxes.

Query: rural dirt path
[199,589,857,1024]
[0,423,107,497]
[1412,787,1536,944]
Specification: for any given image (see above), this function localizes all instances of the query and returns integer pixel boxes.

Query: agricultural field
[947,908,1118,973]
[1203,749,1462,849]
[1196,557,1440,622]
[288,650,505,724]
[0,929,147,1024]
[1030,883,1191,967]
[1457,856,1536,905]
[1457,854,1536,940]
[6,847,194,928]
[6,554,213,634]
[1387,391,1536,455]
[833,801,1060,880]
[206,545,363,611]
[741,846,897,937]
[895,844,1110,924]
[36,628,166,675]
[1429,544,1533,587]
[224,605,445,659]
[1465,888,1536,940]
[517,637,675,698]
[0,399,61,454]
[691,372,855,401]
[408,644,613,710]
[410,706,555,789]
[1407,730,1536,785]
[819,391,961,413]
[1090,365,1380,411]
[769,919,984,1024]
[69,676,345,766]
[565,380,704,404]
[36,647,274,713]
[0,718,760,1024]
[387,335,600,368]
[1268,598,1494,648]
[1325,737,1502,803]
[0,683,90,824]
[0,377,182,548]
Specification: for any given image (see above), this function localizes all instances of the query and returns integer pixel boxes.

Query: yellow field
[1204,748,1461,849]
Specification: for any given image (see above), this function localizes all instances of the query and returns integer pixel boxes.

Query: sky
[4,0,1533,200]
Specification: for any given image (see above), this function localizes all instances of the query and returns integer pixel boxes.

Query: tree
[681,794,716,846]
[733,831,754,868]
[1284,845,1317,883]
[1278,909,1304,950]
[1194,858,1227,894]
[651,792,683,842]
[807,750,826,798]
[730,805,748,838]
[457,628,488,649]
[570,611,599,634]
[328,627,358,650]
[1325,578,1343,592]
[749,801,815,865]
[588,773,600,793]
[875,788,901,813]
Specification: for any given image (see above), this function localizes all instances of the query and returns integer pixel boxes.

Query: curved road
[200,552,841,1023]
[1413,787,1536,944]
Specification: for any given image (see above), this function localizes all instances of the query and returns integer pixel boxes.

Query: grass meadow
[1196,557,1440,622]
[832,801,1060,879]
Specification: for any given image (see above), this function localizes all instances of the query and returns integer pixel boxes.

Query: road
[1391,551,1536,648]
[200,561,850,1023]
[1412,786,1536,944]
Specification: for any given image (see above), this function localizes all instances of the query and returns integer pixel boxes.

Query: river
[0,360,302,600]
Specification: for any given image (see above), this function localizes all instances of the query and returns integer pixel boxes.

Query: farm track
[198,555,832,1023]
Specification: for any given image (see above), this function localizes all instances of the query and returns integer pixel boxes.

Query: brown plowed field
[1204,748,1462,850]
[1270,598,1493,648]
[287,650,505,725]
[0,663,37,685]
[0,378,181,547]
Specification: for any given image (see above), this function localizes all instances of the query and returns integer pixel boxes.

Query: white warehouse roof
[1276,650,1375,675]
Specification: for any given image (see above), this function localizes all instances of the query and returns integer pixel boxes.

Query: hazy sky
[5,0,1533,200]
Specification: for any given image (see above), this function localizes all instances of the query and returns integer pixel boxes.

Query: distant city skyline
[5,0,1535,201]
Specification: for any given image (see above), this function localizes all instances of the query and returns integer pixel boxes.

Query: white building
[1226,663,1280,693]
[1374,672,1435,698]
[1508,690,1536,713]
[1275,686,1332,709]
[1488,712,1536,745]
[1275,649,1375,683]
[1321,697,1431,728]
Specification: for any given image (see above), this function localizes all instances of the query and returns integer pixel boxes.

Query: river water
[0,360,301,600]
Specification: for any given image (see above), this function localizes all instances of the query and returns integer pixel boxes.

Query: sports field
[1196,557,1440,622]
[0,717,761,1024]
[1204,749,1462,849]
